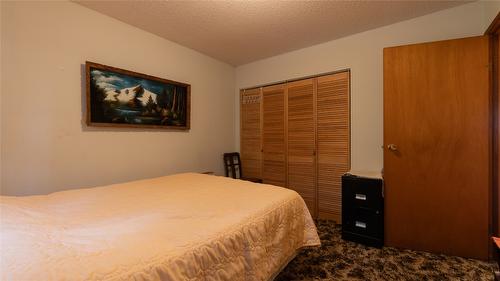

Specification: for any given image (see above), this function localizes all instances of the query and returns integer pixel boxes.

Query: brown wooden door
[240,88,262,179]
[262,84,286,187]
[287,78,316,216]
[317,72,350,222]
[489,19,500,239]
[497,32,500,238]
[384,36,491,259]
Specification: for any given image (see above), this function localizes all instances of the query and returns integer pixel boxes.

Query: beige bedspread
[0,173,320,280]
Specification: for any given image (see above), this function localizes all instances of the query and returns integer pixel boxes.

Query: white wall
[483,0,500,29]
[0,1,3,193]
[1,1,235,195]
[235,1,496,173]
[2,1,498,195]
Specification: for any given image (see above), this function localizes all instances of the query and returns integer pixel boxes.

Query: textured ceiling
[75,1,469,66]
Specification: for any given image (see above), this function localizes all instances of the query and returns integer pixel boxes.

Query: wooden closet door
[262,84,286,187]
[384,36,490,259]
[316,72,350,221]
[240,88,262,179]
[287,79,316,216]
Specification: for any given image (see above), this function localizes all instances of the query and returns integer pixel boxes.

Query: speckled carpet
[276,219,497,281]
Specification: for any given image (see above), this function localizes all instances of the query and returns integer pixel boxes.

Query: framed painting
[86,61,190,130]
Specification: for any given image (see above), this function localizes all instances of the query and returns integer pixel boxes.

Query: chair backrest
[223,152,243,179]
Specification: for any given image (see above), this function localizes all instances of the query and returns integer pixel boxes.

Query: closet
[316,73,350,219]
[239,88,262,180]
[287,79,316,216]
[262,84,287,187]
[240,71,350,220]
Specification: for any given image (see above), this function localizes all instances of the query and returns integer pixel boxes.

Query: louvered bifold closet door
[262,84,286,187]
[240,88,262,179]
[317,72,350,221]
[287,78,316,216]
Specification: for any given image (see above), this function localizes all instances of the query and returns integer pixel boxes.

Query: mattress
[0,173,320,280]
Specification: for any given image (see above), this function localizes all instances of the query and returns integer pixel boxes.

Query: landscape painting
[86,61,190,129]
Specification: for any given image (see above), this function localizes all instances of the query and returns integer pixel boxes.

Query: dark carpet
[276,219,497,281]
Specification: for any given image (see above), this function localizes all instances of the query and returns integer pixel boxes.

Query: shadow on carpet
[276,219,497,281]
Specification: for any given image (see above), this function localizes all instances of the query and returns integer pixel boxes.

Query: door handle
[387,144,398,151]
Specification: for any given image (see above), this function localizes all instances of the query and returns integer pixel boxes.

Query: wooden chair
[223,152,262,183]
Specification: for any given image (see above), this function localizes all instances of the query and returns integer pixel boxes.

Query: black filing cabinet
[341,173,384,247]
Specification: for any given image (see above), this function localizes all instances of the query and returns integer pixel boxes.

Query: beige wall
[483,0,500,28]
[2,1,498,195]
[0,1,2,193]
[1,1,235,195]
[235,1,496,173]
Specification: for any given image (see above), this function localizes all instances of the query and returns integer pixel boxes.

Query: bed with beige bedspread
[0,173,320,280]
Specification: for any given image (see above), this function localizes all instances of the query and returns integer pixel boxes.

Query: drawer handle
[355,193,367,201]
[355,221,367,229]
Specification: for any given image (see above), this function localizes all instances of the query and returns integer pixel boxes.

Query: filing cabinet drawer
[342,175,383,211]
[342,207,383,238]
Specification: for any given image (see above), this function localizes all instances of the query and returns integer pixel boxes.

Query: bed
[0,173,320,280]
